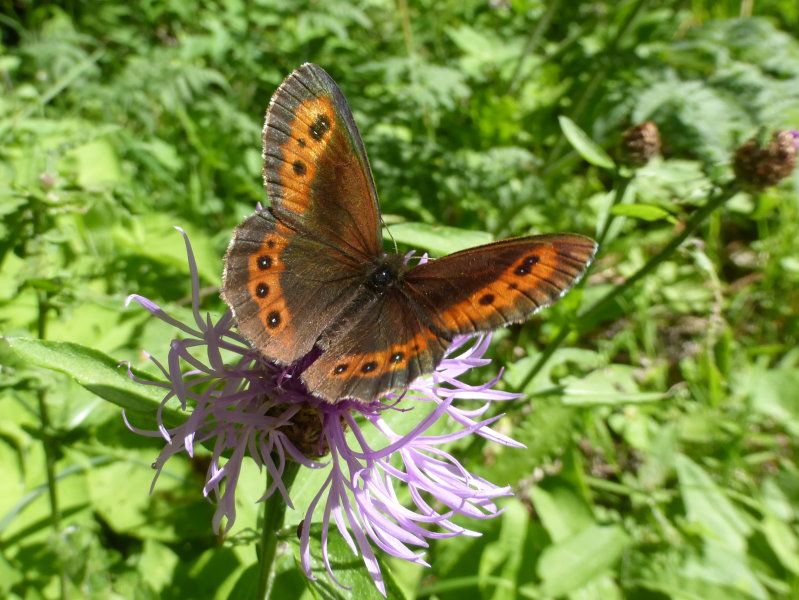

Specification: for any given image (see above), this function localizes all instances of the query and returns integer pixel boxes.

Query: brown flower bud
[620,121,661,166]
[733,130,797,188]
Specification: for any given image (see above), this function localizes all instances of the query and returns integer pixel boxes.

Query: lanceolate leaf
[3,337,181,425]
[558,116,616,170]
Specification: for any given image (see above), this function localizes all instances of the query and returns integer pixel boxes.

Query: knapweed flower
[124,228,523,595]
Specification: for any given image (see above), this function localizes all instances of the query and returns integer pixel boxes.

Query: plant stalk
[256,460,300,600]
[517,182,741,392]
[31,196,67,600]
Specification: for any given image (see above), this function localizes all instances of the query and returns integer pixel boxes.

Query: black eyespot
[478,293,494,305]
[523,255,540,267]
[255,283,269,298]
[266,311,281,328]
[390,352,404,363]
[334,364,348,374]
[309,114,331,140]
[361,361,377,373]
[257,255,272,270]
[298,138,306,147]
[292,160,306,176]
[515,265,530,276]
[266,239,276,248]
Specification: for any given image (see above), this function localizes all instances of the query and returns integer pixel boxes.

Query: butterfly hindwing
[222,210,366,364]
[300,285,448,402]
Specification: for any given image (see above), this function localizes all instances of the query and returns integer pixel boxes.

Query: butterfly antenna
[381,215,399,253]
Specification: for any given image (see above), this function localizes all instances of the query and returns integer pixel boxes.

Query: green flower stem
[517,181,741,393]
[256,460,300,600]
[32,201,67,600]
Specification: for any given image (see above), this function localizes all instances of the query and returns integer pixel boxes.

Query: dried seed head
[733,130,797,188]
[620,121,661,166]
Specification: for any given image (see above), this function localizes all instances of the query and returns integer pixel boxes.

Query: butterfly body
[223,64,597,403]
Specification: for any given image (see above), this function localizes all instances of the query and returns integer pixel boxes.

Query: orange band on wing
[270,96,336,215]
[243,222,296,349]
[327,328,437,380]
[431,245,576,331]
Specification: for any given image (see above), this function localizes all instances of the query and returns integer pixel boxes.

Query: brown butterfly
[222,64,597,403]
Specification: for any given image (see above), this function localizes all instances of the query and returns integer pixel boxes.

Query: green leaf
[291,523,407,600]
[610,203,677,223]
[137,540,179,592]
[112,215,221,284]
[87,452,215,542]
[67,138,122,188]
[478,499,530,599]
[762,514,799,575]
[560,365,670,405]
[385,222,493,256]
[675,455,751,552]
[537,524,629,597]
[558,116,615,170]
[3,337,182,425]
[531,478,594,543]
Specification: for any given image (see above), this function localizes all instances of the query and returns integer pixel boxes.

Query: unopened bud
[733,130,797,188]
[620,121,661,166]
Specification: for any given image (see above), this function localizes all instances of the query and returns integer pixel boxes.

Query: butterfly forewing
[262,63,382,259]
[223,64,384,365]
[402,235,597,336]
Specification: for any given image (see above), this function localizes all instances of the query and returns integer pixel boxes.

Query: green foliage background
[1,0,799,598]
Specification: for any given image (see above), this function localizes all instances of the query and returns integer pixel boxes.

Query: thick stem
[256,461,300,600]
[517,182,741,392]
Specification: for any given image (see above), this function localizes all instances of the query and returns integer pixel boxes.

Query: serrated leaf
[3,337,182,425]
[558,116,615,170]
[385,222,493,256]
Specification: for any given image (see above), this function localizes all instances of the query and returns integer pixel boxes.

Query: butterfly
[222,63,597,403]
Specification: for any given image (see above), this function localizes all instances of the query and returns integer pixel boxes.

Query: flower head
[733,129,797,188]
[125,228,523,595]
[620,121,661,166]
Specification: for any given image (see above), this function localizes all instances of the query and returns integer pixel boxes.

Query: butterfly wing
[222,64,382,364]
[300,286,448,402]
[262,63,382,257]
[301,234,597,402]
[403,234,598,336]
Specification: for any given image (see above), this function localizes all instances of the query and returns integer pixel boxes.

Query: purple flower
[125,228,523,596]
